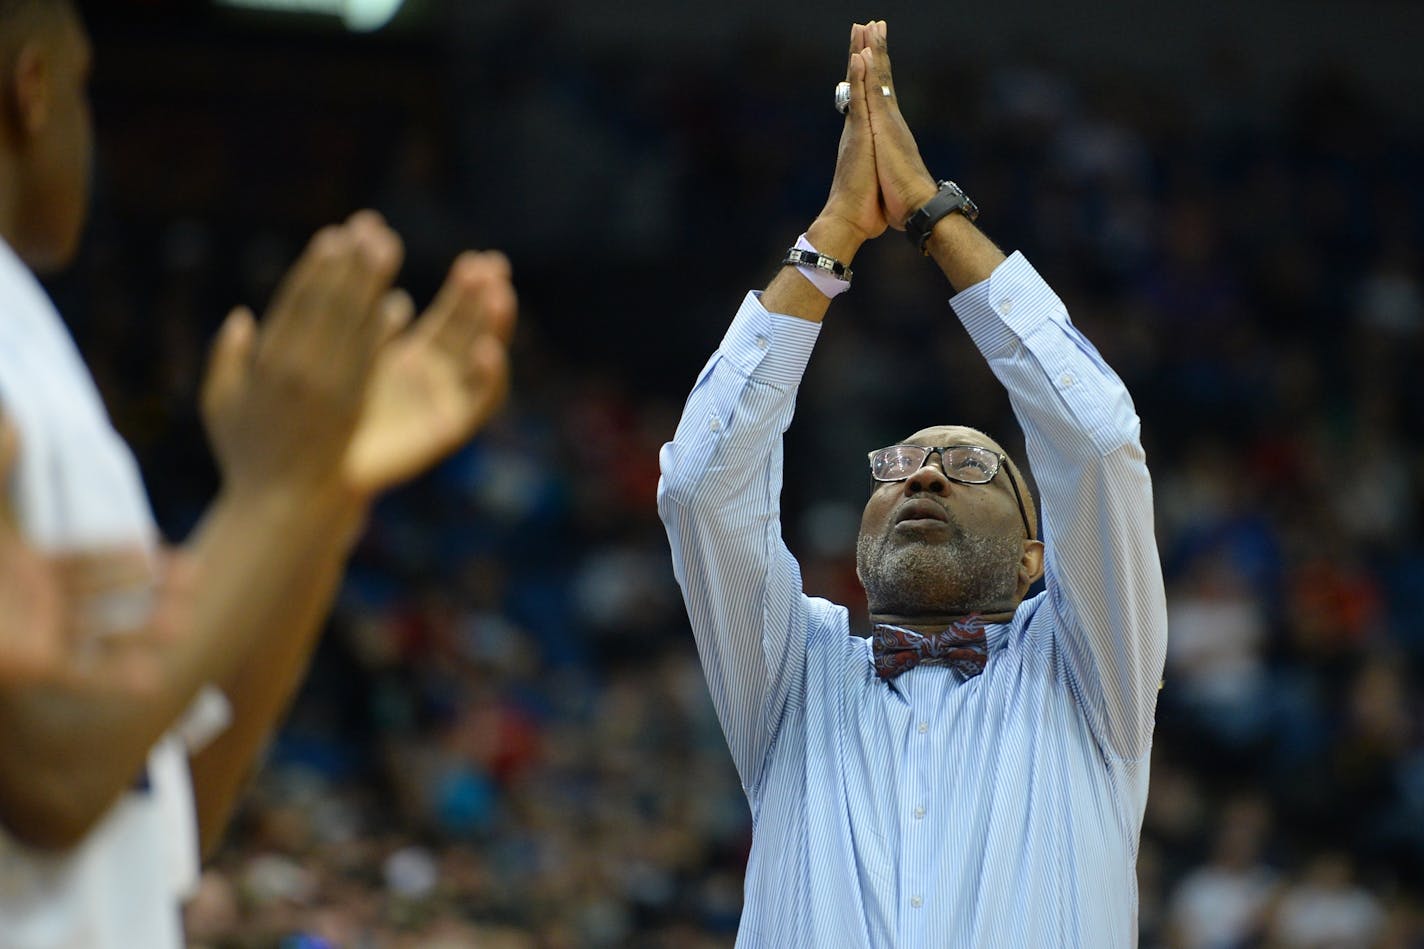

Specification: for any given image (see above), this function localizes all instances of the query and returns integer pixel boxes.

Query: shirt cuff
[717,291,823,387]
[948,251,1068,357]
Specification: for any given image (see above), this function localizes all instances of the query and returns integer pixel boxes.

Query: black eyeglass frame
[867,444,1035,540]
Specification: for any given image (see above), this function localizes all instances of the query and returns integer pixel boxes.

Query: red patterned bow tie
[871,617,989,681]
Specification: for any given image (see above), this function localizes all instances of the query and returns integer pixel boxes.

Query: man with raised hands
[658,20,1166,947]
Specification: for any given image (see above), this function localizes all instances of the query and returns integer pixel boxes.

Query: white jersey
[0,238,220,949]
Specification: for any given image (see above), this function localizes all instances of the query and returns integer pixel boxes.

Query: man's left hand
[860,21,939,229]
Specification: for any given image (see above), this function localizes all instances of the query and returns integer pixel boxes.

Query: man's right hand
[860,20,939,230]
[815,23,888,250]
[200,210,404,506]
[862,20,1006,289]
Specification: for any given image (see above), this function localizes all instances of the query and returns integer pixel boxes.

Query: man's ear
[1016,538,1045,595]
[9,41,51,140]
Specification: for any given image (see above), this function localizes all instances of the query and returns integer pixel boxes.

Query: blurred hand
[819,23,888,244]
[860,21,939,229]
[201,211,404,503]
[343,250,516,496]
[0,418,193,693]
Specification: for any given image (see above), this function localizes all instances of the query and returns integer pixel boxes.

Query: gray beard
[855,513,1023,616]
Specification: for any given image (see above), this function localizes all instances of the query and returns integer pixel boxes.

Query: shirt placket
[898,675,934,945]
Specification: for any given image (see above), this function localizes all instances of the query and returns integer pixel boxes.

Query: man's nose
[903,462,951,496]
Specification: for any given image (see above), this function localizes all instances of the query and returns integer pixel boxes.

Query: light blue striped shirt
[658,252,1167,947]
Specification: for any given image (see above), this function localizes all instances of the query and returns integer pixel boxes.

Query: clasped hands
[818,21,942,253]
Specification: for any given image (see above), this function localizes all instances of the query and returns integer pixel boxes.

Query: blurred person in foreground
[0,413,189,695]
[658,21,1166,947]
[0,2,516,946]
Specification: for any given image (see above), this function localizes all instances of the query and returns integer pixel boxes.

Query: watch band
[904,180,979,254]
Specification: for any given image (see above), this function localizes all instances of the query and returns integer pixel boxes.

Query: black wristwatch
[904,180,979,254]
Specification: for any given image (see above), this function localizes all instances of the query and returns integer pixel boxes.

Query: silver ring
[834,81,851,115]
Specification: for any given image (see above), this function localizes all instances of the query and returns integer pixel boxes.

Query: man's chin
[863,568,965,613]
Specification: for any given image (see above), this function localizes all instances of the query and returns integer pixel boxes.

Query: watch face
[906,180,980,248]
[944,180,978,220]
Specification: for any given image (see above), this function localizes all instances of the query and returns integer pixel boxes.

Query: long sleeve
[657,292,822,795]
[951,252,1167,760]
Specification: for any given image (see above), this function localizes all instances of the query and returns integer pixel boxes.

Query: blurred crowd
[53,10,1424,947]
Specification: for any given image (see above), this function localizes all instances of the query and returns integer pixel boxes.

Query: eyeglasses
[867,443,1034,540]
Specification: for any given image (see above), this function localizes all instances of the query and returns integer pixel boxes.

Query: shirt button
[997,299,1014,315]
[755,335,768,350]
[1059,372,1075,388]
[917,721,928,734]
[913,805,925,820]
[709,416,722,431]
[911,895,924,908]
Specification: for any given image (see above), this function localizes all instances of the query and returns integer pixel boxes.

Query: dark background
[51,1,1424,945]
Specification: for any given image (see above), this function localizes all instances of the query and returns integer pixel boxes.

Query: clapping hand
[201,211,516,503]
[202,210,405,503]
[343,250,516,496]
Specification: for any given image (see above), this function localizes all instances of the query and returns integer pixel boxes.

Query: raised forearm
[925,212,1007,295]
[184,484,364,858]
[761,216,867,324]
